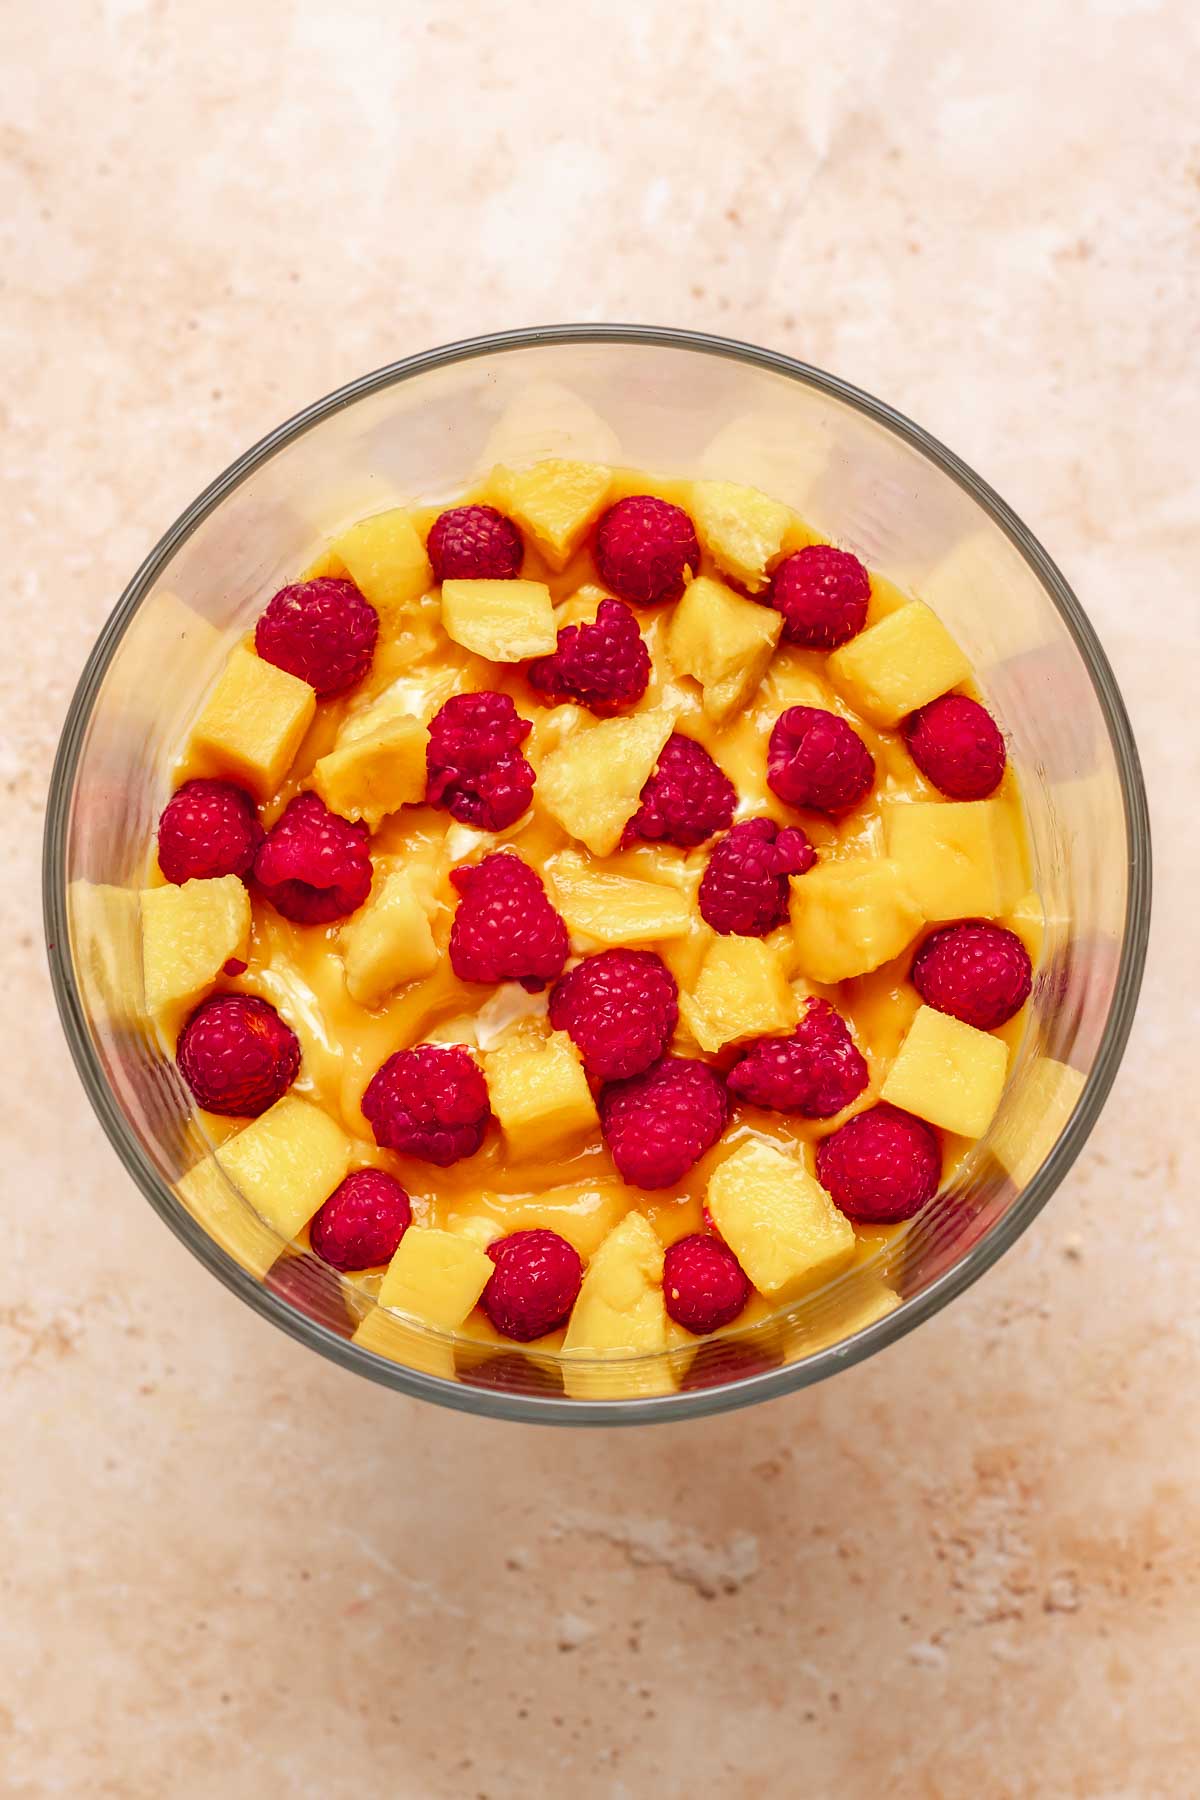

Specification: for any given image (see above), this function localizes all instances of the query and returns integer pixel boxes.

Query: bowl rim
[42,322,1152,1425]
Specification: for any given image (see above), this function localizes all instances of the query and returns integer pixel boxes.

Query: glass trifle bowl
[43,326,1151,1423]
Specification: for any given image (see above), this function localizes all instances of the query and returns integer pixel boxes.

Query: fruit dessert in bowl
[45,328,1149,1422]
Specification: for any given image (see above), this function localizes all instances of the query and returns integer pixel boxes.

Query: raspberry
[769,545,870,648]
[427,504,523,582]
[264,1254,354,1339]
[680,1337,781,1391]
[816,1104,941,1222]
[622,733,736,848]
[459,1352,563,1396]
[904,694,1007,800]
[255,577,378,695]
[599,1056,729,1190]
[176,993,300,1116]
[663,1233,751,1335]
[698,817,816,936]
[912,921,1032,1030]
[767,706,874,815]
[362,1044,491,1166]
[253,792,372,924]
[527,598,650,714]
[728,998,868,1118]
[482,1229,584,1342]
[426,691,535,831]
[448,852,568,992]
[309,1168,412,1271]
[593,495,700,606]
[156,778,262,884]
[549,948,678,1081]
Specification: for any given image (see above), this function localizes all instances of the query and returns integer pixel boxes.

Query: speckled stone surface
[2,2,1196,1794]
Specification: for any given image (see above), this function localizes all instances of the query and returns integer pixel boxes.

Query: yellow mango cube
[484,1030,599,1157]
[544,850,692,946]
[332,508,432,628]
[797,1274,901,1356]
[377,1227,494,1331]
[790,857,924,984]
[311,713,427,829]
[176,1153,281,1279]
[537,709,676,856]
[69,880,141,1027]
[341,867,438,1008]
[884,801,1005,921]
[708,1140,856,1300]
[691,480,793,593]
[440,578,556,660]
[454,1179,628,1262]
[562,1212,667,1355]
[215,1096,352,1239]
[991,1057,1086,1188]
[298,545,349,582]
[881,1004,1009,1138]
[827,600,970,727]
[189,643,315,800]
[667,574,782,722]
[141,875,251,1015]
[680,937,796,1053]
[351,1308,456,1381]
[492,459,611,569]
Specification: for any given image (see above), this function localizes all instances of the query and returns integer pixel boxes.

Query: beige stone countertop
[2,1,1195,1794]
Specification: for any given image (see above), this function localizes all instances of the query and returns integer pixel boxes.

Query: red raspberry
[767,706,875,814]
[255,577,378,695]
[426,691,535,831]
[904,694,1007,800]
[663,1233,751,1334]
[599,1056,729,1190]
[253,792,372,923]
[549,949,678,1081]
[264,1254,354,1339]
[698,817,816,936]
[362,1043,491,1165]
[176,992,300,1116]
[448,851,568,992]
[156,778,263,884]
[482,1229,584,1342]
[816,1104,941,1222]
[680,1337,782,1391]
[594,495,700,606]
[622,733,736,848]
[912,921,1032,1030]
[427,504,524,582]
[309,1168,412,1271]
[527,598,650,714]
[459,1351,563,1396]
[728,998,868,1118]
[769,545,870,648]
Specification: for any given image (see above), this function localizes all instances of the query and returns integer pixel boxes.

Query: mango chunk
[492,459,611,569]
[537,709,676,857]
[176,1153,281,1278]
[991,1057,1086,1188]
[884,801,1005,921]
[341,867,438,1008]
[483,1030,599,1157]
[214,1096,351,1239]
[452,1179,628,1262]
[332,508,432,628]
[790,857,924,984]
[680,937,796,1053]
[667,574,782,722]
[691,480,792,593]
[544,850,692,946]
[190,643,315,800]
[563,1212,667,1355]
[881,1004,1009,1138]
[440,578,556,660]
[69,880,141,1027]
[311,713,428,829]
[377,1227,493,1331]
[827,600,970,727]
[351,1308,456,1381]
[797,1274,901,1356]
[707,1139,855,1300]
[141,875,251,1015]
